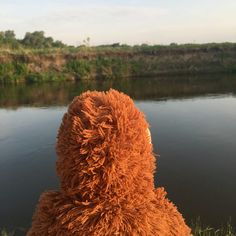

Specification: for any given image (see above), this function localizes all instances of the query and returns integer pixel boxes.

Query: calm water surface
[0,75,236,232]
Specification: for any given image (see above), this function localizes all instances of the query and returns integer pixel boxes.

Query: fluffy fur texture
[28,89,191,236]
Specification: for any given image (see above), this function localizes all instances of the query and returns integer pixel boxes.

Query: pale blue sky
[0,0,235,45]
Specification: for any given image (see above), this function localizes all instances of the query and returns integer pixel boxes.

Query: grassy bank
[1,219,235,236]
[1,42,236,83]
[191,218,235,236]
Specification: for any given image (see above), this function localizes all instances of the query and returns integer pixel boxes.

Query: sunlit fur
[28,89,191,236]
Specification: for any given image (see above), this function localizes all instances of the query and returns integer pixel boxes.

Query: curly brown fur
[28,89,191,236]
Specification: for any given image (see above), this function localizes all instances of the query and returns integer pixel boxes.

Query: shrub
[65,60,91,79]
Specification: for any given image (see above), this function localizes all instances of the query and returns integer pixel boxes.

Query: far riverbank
[1,43,236,83]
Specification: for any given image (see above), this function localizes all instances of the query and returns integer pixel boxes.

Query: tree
[4,30,16,41]
[22,31,46,48]
[22,31,65,48]
[0,30,19,49]
[44,37,53,47]
[52,40,65,48]
[1,29,66,49]
[0,31,4,44]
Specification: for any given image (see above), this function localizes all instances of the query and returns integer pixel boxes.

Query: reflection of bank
[1,74,236,109]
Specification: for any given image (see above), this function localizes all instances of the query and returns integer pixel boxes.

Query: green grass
[1,42,236,83]
[0,227,26,236]
[0,62,28,83]
[1,42,236,56]
[65,59,92,79]
[1,219,235,236]
[0,229,14,236]
[191,218,235,236]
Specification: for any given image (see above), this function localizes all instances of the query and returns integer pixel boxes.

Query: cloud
[14,5,169,44]
[29,5,169,25]
[0,1,235,45]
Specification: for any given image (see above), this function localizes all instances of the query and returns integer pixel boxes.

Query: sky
[0,0,236,46]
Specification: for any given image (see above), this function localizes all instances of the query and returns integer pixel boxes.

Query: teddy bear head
[56,89,156,202]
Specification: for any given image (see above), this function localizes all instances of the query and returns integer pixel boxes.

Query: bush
[25,73,43,83]
[65,60,91,79]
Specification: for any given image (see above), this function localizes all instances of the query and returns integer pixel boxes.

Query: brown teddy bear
[28,89,191,236]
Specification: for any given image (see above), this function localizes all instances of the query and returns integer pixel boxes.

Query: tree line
[0,30,65,49]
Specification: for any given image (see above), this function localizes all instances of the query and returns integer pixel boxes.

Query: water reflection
[1,74,236,108]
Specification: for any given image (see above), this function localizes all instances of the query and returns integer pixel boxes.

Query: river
[0,74,236,233]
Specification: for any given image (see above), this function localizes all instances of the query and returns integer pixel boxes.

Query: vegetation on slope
[1,30,236,83]
[1,218,235,236]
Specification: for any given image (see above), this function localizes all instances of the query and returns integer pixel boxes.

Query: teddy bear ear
[147,128,152,144]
